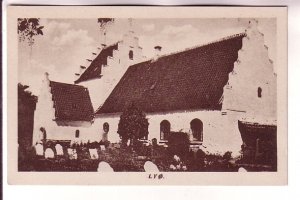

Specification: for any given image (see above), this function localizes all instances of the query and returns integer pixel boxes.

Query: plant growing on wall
[117,103,149,147]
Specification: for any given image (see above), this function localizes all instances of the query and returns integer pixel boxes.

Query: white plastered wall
[222,19,277,123]
[32,74,96,145]
[95,110,244,156]
[79,30,144,111]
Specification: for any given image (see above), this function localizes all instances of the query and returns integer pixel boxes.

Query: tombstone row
[34,143,160,172]
[34,143,105,160]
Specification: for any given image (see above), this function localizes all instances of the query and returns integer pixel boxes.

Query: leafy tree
[18,83,37,106]
[18,18,44,46]
[117,103,149,146]
[18,83,37,158]
[167,131,190,158]
[97,18,114,28]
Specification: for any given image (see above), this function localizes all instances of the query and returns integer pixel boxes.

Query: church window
[190,118,203,142]
[258,87,262,98]
[103,122,109,133]
[75,130,80,138]
[160,120,171,140]
[129,50,133,60]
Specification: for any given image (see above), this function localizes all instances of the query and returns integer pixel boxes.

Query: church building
[32,19,277,156]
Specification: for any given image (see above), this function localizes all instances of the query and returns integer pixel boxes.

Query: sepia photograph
[7,6,287,185]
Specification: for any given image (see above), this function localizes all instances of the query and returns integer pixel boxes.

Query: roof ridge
[97,32,245,114]
[50,80,86,89]
[137,32,246,65]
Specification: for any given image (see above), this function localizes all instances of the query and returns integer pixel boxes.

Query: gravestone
[238,167,247,172]
[35,143,44,156]
[67,148,78,160]
[144,161,159,172]
[89,149,99,160]
[45,148,55,159]
[97,161,114,172]
[55,144,64,156]
[100,145,106,151]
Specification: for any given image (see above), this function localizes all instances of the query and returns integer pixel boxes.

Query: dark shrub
[167,131,190,158]
[152,138,158,147]
[117,103,149,146]
[223,151,232,161]
[186,149,206,171]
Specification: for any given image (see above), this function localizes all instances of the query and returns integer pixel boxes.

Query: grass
[18,142,240,172]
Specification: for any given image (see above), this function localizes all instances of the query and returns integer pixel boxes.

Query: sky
[18,18,276,95]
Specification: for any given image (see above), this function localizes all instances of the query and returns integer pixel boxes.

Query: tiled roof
[97,34,245,114]
[74,43,119,84]
[50,81,94,122]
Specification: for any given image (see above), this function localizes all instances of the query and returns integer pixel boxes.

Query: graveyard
[18,137,274,172]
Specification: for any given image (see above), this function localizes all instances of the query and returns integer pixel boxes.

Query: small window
[103,122,109,132]
[129,50,133,60]
[258,87,262,98]
[75,130,80,138]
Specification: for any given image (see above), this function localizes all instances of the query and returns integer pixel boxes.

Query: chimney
[43,72,50,85]
[44,72,49,80]
[153,46,162,61]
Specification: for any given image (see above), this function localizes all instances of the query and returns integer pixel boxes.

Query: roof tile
[97,34,245,114]
[50,81,94,122]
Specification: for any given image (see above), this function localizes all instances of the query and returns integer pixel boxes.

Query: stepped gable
[75,43,119,84]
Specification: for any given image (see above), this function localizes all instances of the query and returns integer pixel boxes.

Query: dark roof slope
[74,43,119,84]
[50,81,94,121]
[97,33,245,114]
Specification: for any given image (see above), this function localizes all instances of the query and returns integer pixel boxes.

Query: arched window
[160,120,171,140]
[190,118,203,142]
[103,122,109,133]
[258,87,262,98]
[129,50,133,60]
[75,130,80,138]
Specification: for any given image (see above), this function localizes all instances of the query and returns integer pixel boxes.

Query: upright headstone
[55,144,64,156]
[238,167,247,172]
[144,161,159,172]
[89,149,99,160]
[97,161,114,172]
[67,148,78,160]
[100,145,106,151]
[45,148,55,159]
[35,143,44,156]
